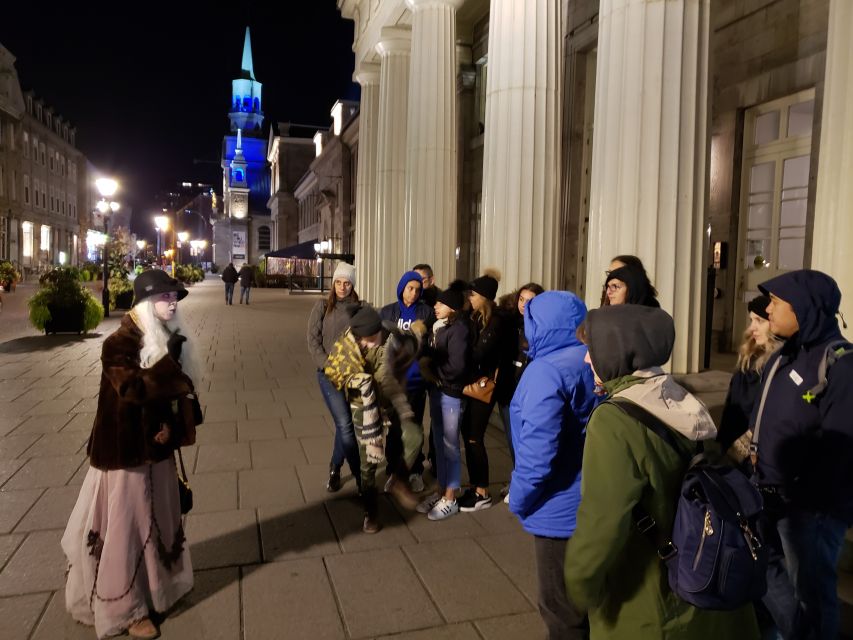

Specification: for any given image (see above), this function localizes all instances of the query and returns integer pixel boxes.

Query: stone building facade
[338,0,851,371]
[0,43,87,272]
[267,123,316,251]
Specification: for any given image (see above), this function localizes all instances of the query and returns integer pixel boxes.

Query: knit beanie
[469,274,499,300]
[349,304,383,337]
[437,280,467,311]
[333,262,356,286]
[747,295,771,320]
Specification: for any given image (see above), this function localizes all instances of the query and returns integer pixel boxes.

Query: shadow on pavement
[0,333,107,353]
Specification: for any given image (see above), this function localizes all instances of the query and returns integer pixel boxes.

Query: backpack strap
[606,398,697,561]
[802,340,852,403]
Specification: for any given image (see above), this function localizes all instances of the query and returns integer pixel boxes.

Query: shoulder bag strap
[176,448,189,483]
[749,355,783,463]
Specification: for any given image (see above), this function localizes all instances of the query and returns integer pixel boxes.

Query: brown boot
[362,489,381,534]
[128,617,160,639]
[387,475,419,511]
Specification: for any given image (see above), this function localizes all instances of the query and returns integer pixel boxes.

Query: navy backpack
[610,398,767,611]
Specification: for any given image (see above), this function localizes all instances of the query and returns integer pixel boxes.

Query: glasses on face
[606,283,624,294]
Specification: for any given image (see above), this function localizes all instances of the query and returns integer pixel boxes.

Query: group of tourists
[56,244,851,640]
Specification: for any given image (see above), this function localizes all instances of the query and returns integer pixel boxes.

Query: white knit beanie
[333,262,356,286]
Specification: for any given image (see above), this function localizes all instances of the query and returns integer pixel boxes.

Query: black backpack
[609,398,767,610]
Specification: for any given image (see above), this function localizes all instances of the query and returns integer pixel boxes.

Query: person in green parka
[565,305,759,639]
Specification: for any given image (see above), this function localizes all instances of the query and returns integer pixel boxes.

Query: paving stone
[185,471,238,513]
[51,386,99,402]
[0,534,25,570]
[1,455,83,491]
[194,443,251,473]
[12,414,74,435]
[246,401,291,420]
[202,402,247,422]
[59,412,96,433]
[0,530,66,595]
[65,459,91,487]
[258,504,341,563]
[21,432,88,458]
[237,418,284,441]
[195,421,238,444]
[0,459,26,486]
[0,434,40,461]
[401,505,489,543]
[326,548,442,638]
[282,415,333,438]
[485,448,514,484]
[27,590,93,640]
[185,509,260,570]
[10,388,66,406]
[15,486,80,532]
[0,490,44,533]
[404,537,530,622]
[0,387,27,403]
[375,623,481,640]
[24,397,82,416]
[249,439,307,469]
[285,398,329,419]
[299,435,333,465]
[159,567,240,640]
[474,612,547,640]
[242,559,345,640]
[469,502,525,535]
[296,464,360,504]
[0,592,50,640]
[238,467,304,509]
[476,532,539,605]
[0,417,26,438]
[239,390,276,404]
[326,495,417,553]
[70,397,99,413]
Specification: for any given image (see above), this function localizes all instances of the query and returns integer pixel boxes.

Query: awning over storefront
[264,239,318,260]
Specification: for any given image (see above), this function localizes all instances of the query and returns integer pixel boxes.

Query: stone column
[812,0,852,334]
[374,28,411,306]
[403,0,463,287]
[479,0,562,290]
[584,0,710,373]
[353,64,380,304]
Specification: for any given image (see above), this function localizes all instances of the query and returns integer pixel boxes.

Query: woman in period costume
[62,269,201,639]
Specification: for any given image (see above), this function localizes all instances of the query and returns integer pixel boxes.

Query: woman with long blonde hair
[718,295,782,461]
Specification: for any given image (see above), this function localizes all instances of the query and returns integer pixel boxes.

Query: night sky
[1,1,357,239]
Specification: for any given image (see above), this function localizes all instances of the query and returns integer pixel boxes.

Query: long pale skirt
[62,458,193,638]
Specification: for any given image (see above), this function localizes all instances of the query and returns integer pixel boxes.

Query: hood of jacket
[611,371,717,441]
[396,271,424,306]
[759,269,842,346]
[584,305,675,382]
[524,291,587,360]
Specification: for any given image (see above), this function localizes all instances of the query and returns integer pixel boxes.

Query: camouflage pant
[358,417,423,490]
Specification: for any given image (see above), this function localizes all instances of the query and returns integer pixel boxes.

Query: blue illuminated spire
[241,27,255,80]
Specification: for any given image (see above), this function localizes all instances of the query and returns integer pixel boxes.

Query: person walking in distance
[238,263,255,305]
[221,262,239,305]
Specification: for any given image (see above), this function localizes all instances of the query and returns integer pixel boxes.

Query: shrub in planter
[0,260,21,292]
[29,267,103,334]
[108,276,134,310]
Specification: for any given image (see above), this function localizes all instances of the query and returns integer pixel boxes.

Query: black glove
[167,330,187,361]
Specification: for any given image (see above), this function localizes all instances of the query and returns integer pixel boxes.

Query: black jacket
[238,266,255,287]
[752,270,853,522]
[718,367,761,451]
[221,264,239,284]
[428,318,470,398]
[471,308,516,405]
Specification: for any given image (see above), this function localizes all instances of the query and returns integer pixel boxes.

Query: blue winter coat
[753,270,853,522]
[509,291,598,538]
[381,271,434,392]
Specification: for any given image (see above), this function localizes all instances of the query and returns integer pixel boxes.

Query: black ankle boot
[362,489,381,534]
[326,465,342,493]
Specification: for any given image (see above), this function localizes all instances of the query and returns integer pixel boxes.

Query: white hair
[132,300,200,384]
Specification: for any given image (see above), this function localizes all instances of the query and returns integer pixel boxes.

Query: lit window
[22,221,33,257]
[40,225,51,251]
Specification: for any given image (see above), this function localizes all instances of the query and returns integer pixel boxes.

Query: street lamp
[136,240,147,266]
[96,178,120,318]
[177,231,189,265]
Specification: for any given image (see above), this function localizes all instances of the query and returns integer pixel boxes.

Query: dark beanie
[470,274,498,300]
[349,304,383,337]
[133,269,188,306]
[437,281,466,311]
[747,295,771,320]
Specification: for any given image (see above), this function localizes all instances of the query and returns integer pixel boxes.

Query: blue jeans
[499,403,515,465]
[429,388,463,491]
[224,282,235,304]
[761,508,847,639]
[317,371,360,485]
[240,286,251,304]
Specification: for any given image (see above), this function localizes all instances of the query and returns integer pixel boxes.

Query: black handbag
[176,449,193,514]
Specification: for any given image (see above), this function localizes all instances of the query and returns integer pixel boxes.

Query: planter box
[44,302,86,334]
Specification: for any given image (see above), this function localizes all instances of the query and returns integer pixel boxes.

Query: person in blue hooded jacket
[381,271,435,489]
[749,269,853,640]
[508,290,598,640]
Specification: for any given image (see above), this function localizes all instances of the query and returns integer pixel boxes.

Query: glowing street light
[96,178,120,318]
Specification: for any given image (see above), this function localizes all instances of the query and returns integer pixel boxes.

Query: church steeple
[229,26,264,134]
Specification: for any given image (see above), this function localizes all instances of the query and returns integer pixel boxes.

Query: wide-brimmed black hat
[133,269,188,306]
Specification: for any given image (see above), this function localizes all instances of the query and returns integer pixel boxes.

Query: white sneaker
[416,492,441,514]
[504,492,510,505]
[409,473,425,493]
[428,497,459,521]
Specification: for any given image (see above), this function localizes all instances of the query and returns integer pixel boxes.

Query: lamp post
[177,231,189,266]
[96,178,119,318]
[154,215,169,267]
[136,239,147,267]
